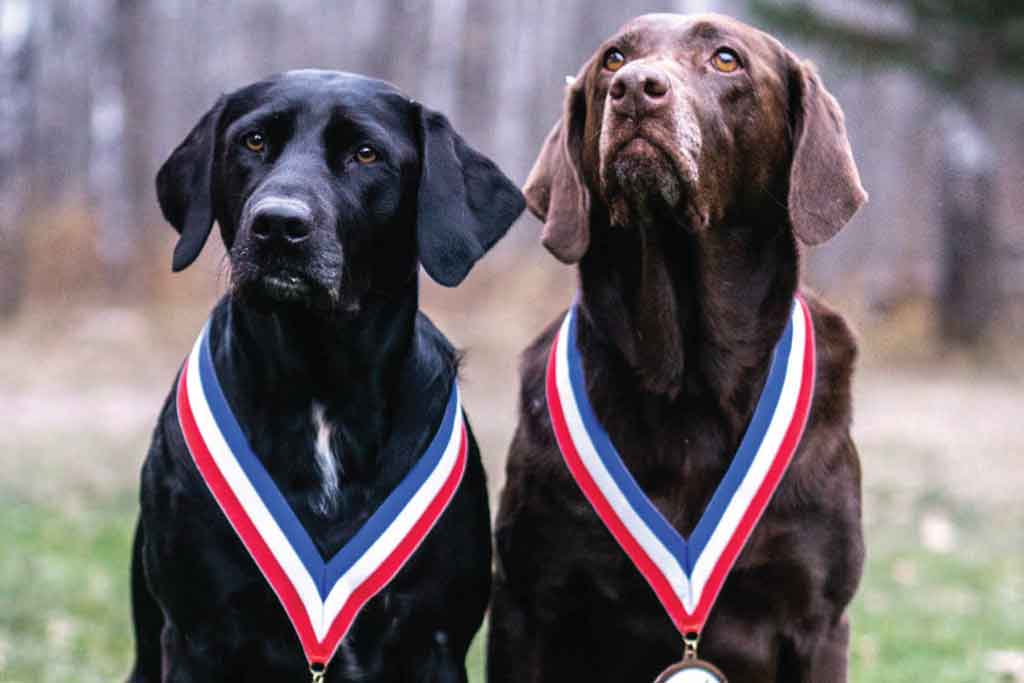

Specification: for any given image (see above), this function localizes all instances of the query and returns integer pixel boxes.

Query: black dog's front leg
[159,622,234,683]
[127,520,163,683]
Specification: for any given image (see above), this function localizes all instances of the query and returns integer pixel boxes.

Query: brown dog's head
[526,13,867,263]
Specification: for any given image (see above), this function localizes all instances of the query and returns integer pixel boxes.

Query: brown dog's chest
[528,433,827,660]
[522,387,830,625]
[590,394,753,533]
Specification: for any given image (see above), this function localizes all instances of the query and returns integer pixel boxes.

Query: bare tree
[88,0,135,294]
[0,0,35,318]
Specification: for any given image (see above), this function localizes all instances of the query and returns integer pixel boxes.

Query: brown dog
[488,13,866,683]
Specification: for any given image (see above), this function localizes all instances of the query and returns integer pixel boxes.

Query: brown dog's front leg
[486,575,541,683]
[793,614,852,683]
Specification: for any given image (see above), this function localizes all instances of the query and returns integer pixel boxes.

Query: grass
[849,487,1024,682]
[0,492,136,683]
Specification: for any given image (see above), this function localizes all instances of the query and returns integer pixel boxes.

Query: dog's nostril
[643,74,669,98]
[252,216,273,240]
[251,211,312,244]
[610,79,626,100]
[283,218,311,243]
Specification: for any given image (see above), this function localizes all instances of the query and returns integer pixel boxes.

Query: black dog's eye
[603,48,626,72]
[355,145,378,164]
[711,48,742,73]
[242,131,266,153]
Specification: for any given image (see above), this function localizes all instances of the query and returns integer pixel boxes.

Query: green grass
[1,485,1020,683]
[849,490,1024,682]
[0,492,136,683]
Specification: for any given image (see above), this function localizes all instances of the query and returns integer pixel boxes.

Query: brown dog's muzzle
[609,65,672,120]
[600,60,701,226]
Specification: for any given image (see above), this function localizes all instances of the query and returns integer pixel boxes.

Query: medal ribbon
[546,297,815,635]
[176,322,467,668]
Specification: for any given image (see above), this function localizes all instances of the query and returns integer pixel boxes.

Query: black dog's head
[157,70,524,312]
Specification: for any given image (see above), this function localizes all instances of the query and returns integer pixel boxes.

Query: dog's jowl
[489,14,866,683]
[129,70,524,682]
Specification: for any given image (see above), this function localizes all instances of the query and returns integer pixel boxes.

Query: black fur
[131,70,524,682]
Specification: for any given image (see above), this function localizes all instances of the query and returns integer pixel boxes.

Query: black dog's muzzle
[232,191,342,308]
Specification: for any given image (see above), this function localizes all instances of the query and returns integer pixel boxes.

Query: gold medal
[653,633,728,683]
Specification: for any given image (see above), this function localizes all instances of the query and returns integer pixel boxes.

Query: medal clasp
[683,631,700,661]
[310,662,327,683]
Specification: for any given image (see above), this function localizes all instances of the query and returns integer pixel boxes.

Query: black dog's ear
[415,105,525,287]
[156,96,225,272]
[525,71,590,264]
[787,59,867,245]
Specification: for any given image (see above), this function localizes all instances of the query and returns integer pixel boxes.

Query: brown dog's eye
[355,145,378,164]
[603,48,626,72]
[242,131,266,153]
[711,48,741,73]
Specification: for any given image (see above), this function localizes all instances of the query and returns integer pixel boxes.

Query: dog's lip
[260,270,313,299]
[607,130,698,189]
[618,135,657,152]
[610,131,676,167]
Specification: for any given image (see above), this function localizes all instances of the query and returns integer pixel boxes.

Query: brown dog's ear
[525,77,590,263]
[788,60,867,245]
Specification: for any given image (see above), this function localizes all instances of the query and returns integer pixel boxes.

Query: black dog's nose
[610,65,671,119]
[250,199,313,245]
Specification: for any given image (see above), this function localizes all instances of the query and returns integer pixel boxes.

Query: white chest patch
[311,402,340,515]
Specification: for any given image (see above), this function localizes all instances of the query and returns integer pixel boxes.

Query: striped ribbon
[176,323,467,666]
[545,297,815,635]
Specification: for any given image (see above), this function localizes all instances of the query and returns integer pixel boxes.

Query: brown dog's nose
[609,65,671,119]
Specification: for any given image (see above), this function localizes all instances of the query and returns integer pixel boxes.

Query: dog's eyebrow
[324,107,393,144]
[226,106,294,136]
[691,21,725,42]
[607,31,640,52]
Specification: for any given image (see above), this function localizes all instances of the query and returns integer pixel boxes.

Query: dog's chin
[257,272,314,302]
[601,138,703,229]
[231,270,347,315]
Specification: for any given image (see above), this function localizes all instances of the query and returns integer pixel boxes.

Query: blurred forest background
[1,1,1022,682]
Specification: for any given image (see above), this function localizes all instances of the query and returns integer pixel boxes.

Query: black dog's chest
[246,414,358,556]
[143,397,490,677]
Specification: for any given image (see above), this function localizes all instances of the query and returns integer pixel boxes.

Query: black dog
[129,70,524,682]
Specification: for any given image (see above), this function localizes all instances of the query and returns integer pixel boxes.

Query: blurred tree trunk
[938,100,997,344]
[118,0,157,291]
[456,0,497,147]
[0,0,35,318]
[89,0,130,295]
[372,0,431,98]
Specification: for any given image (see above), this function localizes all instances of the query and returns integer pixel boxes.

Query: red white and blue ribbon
[546,297,815,635]
[176,323,467,666]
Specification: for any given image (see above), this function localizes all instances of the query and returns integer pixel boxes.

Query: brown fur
[489,13,866,682]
